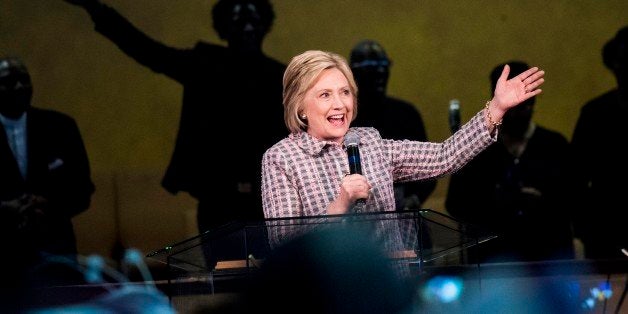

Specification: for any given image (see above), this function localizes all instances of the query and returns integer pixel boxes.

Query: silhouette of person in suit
[571,26,628,259]
[446,61,574,262]
[0,57,95,307]
[350,40,436,211]
[65,0,287,233]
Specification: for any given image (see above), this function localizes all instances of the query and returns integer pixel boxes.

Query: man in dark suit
[66,0,287,234]
[446,61,575,263]
[571,26,628,259]
[0,57,95,304]
[349,40,436,211]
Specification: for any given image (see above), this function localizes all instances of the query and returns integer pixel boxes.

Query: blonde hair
[283,50,358,133]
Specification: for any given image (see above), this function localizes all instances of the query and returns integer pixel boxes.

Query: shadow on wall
[72,170,198,261]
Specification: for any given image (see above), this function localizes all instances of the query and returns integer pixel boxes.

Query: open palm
[493,64,545,113]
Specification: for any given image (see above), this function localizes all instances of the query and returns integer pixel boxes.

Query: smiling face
[301,68,354,144]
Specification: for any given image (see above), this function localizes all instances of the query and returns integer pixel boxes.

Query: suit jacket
[446,125,574,262]
[352,96,437,209]
[571,89,628,258]
[0,107,94,258]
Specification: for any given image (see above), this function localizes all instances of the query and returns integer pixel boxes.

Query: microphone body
[449,99,461,134]
[344,132,366,212]
[346,145,363,175]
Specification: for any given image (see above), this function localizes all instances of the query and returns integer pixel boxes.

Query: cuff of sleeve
[468,110,498,143]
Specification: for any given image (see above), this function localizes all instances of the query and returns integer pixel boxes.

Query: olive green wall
[1,0,627,258]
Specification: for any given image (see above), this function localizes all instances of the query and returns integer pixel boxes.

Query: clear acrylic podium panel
[146,210,628,313]
[147,209,496,277]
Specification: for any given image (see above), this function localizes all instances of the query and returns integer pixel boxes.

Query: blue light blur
[422,276,464,303]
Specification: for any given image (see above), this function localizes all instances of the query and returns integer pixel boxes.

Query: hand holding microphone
[327,174,370,215]
[343,131,369,212]
[339,174,371,207]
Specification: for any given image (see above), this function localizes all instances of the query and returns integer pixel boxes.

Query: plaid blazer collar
[290,131,342,156]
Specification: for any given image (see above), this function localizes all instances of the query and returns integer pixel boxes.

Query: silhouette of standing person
[65,0,287,233]
[349,40,436,211]
[571,26,628,259]
[0,57,95,308]
[446,61,574,263]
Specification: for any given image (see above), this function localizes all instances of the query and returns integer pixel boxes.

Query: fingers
[524,78,544,92]
[521,69,545,85]
[515,67,540,82]
[515,67,545,100]
[341,174,371,200]
[516,67,545,89]
[498,64,511,83]
[519,88,543,103]
[519,84,543,103]
[343,174,371,191]
[530,88,542,96]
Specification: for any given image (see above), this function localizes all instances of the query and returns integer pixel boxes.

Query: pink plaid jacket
[262,110,495,219]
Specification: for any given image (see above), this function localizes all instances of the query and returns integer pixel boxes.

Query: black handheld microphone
[344,131,366,212]
[448,99,461,134]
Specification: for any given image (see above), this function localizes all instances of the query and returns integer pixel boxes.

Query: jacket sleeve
[86,2,194,82]
[43,115,95,219]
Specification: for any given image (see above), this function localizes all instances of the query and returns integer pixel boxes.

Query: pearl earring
[300,114,307,119]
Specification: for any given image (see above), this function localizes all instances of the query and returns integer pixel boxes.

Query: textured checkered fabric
[262,110,495,224]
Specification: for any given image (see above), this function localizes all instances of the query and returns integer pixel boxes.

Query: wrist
[327,198,351,215]
[485,100,503,129]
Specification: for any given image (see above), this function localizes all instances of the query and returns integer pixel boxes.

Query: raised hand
[488,64,545,124]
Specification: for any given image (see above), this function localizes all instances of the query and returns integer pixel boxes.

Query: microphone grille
[344,130,360,147]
